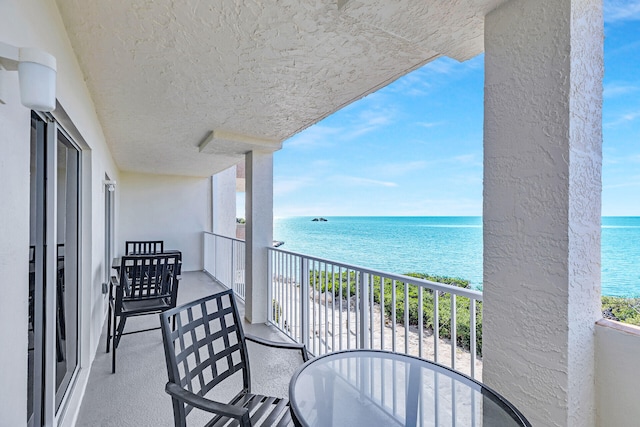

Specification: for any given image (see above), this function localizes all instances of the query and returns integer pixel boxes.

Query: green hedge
[601,296,640,325]
[308,270,483,356]
[306,270,639,359]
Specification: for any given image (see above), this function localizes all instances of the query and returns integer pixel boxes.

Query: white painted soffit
[55,0,509,177]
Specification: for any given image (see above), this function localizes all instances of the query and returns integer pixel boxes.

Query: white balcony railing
[203,232,246,300]
[203,232,482,379]
[268,248,483,380]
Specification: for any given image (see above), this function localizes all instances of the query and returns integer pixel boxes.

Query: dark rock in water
[602,307,619,321]
[312,217,328,222]
[272,240,285,248]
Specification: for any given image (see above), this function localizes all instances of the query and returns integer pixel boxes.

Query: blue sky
[270,1,640,218]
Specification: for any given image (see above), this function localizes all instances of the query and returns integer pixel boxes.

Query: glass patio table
[288,349,531,427]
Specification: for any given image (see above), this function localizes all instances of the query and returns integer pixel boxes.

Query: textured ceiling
[55,0,508,177]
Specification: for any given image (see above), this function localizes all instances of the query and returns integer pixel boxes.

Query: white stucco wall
[1,1,119,425]
[595,320,640,425]
[0,57,31,427]
[212,165,238,238]
[483,0,602,426]
[117,172,212,272]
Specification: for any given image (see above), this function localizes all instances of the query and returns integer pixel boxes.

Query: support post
[245,151,273,323]
[483,1,603,425]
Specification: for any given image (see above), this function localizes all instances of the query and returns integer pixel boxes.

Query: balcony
[201,232,640,427]
[1,1,614,425]
[74,237,492,426]
[75,271,304,426]
[66,230,640,427]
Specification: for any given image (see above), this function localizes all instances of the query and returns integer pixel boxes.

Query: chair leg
[106,282,114,352]
[112,314,129,373]
[113,315,127,349]
[106,301,112,353]
[112,316,116,373]
[112,339,116,374]
[112,312,117,373]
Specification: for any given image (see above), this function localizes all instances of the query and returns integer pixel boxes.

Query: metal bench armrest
[245,333,309,362]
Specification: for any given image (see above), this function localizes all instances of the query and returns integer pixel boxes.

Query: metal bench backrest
[125,240,164,255]
[116,254,180,310]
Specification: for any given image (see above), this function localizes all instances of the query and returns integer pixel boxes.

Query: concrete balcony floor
[76,271,304,426]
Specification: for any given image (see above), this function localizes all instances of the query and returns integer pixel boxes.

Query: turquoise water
[273,216,640,297]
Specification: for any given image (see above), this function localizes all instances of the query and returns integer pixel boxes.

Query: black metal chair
[125,240,164,255]
[107,253,181,373]
[160,289,309,427]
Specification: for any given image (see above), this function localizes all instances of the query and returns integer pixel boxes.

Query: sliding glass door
[54,130,79,410]
[29,112,80,426]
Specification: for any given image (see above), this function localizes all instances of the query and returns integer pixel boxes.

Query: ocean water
[273,216,640,297]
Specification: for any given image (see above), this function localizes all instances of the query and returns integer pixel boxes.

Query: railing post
[212,234,217,278]
[470,299,477,379]
[300,257,309,349]
[267,249,273,322]
[359,272,370,349]
[231,240,235,294]
[451,294,457,371]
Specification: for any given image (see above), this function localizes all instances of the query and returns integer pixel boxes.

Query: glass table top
[289,350,530,427]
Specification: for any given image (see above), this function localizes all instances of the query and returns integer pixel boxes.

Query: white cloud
[604,0,640,23]
[334,175,398,188]
[416,121,443,128]
[391,71,433,96]
[383,56,482,98]
[426,55,483,74]
[424,58,458,74]
[394,197,482,216]
[342,107,396,139]
[274,178,310,196]
[274,202,336,218]
[605,110,640,127]
[604,82,640,98]
[603,177,640,190]
[382,161,429,176]
[603,152,640,165]
[369,152,481,176]
[452,154,478,164]
[285,125,341,149]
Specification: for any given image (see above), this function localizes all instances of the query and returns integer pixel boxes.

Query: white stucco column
[483,1,602,426]
[245,151,273,323]
[212,165,237,238]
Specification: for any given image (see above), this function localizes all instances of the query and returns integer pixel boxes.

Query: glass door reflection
[28,113,80,425]
[54,130,79,411]
[28,112,46,425]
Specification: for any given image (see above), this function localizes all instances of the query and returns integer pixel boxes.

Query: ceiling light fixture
[0,41,57,112]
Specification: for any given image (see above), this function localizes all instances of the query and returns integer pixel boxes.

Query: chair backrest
[160,289,251,421]
[125,240,164,255]
[116,254,180,310]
